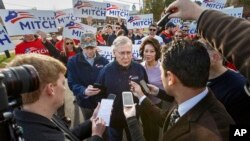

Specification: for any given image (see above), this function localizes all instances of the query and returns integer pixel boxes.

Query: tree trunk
[0,0,5,9]
[0,0,5,24]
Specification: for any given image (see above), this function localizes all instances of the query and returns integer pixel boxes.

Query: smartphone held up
[122,91,134,107]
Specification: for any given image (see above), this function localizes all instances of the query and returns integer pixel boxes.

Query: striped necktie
[168,106,180,130]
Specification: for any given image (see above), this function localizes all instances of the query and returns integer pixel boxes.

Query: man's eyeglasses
[116,51,132,56]
[66,42,73,45]
[149,28,157,31]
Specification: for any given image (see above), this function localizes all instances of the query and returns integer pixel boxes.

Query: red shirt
[67,51,76,59]
[15,38,50,56]
[55,39,64,51]
[96,33,106,46]
[226,61,237,71]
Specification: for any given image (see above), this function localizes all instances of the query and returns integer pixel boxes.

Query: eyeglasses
[149,28,156,31]
[66,42,73,45]
[116,27,121,29]
[116,51,132,56]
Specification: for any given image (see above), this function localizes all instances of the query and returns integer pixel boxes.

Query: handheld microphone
[157,12,172,27]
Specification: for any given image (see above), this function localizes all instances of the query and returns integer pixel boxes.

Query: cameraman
[7,54,106,141]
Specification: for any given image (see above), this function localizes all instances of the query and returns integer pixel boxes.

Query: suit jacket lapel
[162,103,177,132]
[162,90,216,140]
[163,114,191,140]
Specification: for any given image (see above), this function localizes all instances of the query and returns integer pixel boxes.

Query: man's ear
[211,51,221,62]
[166,71,176,86]
[212,53,219,61]
[45,83,55,96]
[112,49,116,56]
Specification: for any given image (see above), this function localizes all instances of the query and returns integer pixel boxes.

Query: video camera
[0,65,40,141]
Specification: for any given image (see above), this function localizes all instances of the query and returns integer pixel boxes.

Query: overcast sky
[3,0,142,10]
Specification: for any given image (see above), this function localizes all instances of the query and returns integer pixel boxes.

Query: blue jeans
[108,126,132,141]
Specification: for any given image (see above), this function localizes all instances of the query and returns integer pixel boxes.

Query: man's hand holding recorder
[123,80,160,118]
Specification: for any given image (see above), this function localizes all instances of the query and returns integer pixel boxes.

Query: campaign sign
[223,6,234,9]
[201,0,227,10]
[188,21,197,34]
[221,7,243,18]
[0,10,58,36]
[55,8,81,27]
[98,45,141,62]
[134,40,142,45]
[73,0,107,19]
[106,2,129,19]
[127,14,153,29]
[169,18,182,26]
[0,24,15,52]
[63,21,97,40]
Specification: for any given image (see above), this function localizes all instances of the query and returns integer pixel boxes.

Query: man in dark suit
[128,40,234,141]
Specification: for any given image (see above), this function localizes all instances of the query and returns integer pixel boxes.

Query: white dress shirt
[139,87,208,117]
[178,87,208,117]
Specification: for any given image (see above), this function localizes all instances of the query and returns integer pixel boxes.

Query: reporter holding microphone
[128,38,234,141]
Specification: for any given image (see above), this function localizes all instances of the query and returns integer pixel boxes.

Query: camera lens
[1,65,40,97]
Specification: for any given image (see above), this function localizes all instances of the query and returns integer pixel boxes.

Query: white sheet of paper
[97,99,114,126]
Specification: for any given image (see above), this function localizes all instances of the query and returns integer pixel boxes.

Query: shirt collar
[114,60,132,70]
[178,87,208,117]
[14,109,58,128]
[142,61,160,69]
[83,52,96,60]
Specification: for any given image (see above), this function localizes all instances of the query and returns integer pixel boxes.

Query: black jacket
[14,109,103,141]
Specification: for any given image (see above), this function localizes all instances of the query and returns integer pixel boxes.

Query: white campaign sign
[189,21,197,34]
[55,8,81,27]
[201,0,227,10]
[134,40,142,45]
[73,0,107,19]
[127,14,153,29]
[223,6,234,9]
[106,2,129,19]
[63,21,97,40]
[0,24,15,52]
[221,7,243,18]
[98,45,141,62]
[169,18,182,25]
[0,10,58,36]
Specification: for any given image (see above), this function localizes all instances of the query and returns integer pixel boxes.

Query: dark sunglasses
[149,28,156,31]
[66,42,73,45]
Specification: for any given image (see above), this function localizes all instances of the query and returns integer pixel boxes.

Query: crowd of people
[2,0,250,141]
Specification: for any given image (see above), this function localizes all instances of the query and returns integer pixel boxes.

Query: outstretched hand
[123,104,137,119]
[90,102,100,121]
[147,84,160,96]
[129,81,145,99]
[85,85,101,97]
[91,117,106,138]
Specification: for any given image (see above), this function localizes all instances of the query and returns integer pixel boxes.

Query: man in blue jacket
[97,36,148,141]
[67,33,109,120]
